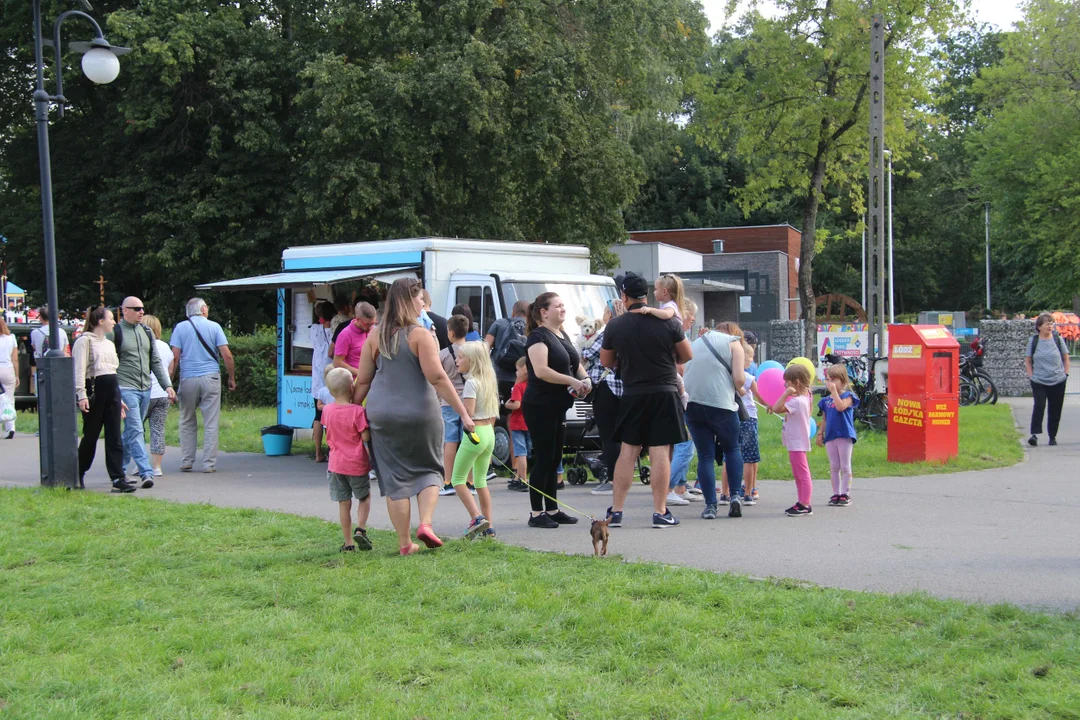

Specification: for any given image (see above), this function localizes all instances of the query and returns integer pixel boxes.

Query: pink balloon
[756,368,786,406]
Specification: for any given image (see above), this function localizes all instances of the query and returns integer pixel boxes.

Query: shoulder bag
[700,333,750,422]
[185,318,220,363]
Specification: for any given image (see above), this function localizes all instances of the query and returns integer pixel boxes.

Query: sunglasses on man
[123,306,145,313]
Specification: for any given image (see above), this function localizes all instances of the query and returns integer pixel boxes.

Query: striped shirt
[581,330,623,397]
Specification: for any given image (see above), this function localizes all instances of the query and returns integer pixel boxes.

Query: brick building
[628,224,802,320]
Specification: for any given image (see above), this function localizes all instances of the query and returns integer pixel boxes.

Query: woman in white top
[0,316,19,439]
[143,315,175,477]
[73,306,134,492]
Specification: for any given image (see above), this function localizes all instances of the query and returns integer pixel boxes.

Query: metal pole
[33,0,79,488]
[861,213,866,311]
[869,15,886,355]
[887,150,895,324]
[984,202,991,311]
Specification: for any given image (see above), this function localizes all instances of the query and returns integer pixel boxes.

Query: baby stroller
[561,403,651,486]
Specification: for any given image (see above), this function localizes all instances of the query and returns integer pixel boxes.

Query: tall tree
[970,0,1080,310]
[689,0,957,353]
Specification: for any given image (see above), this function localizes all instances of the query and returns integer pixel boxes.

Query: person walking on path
[1026,312,1070,447]
[322,367,374,553]
[683,324,745,520]
[0,316,18,439]
[333,301,376,378]
[115,297,174,488]
[580,299,626,496]
[73,307,133,492]
[600,273,692,529]
[310,301,335,462]
[142,315,174,478]
[352,278,474,556]
[170,298,235,473]
[30,307,69,394]
[522,292,591,529]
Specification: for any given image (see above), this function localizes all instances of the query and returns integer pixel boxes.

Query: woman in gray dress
[354,278,474,555]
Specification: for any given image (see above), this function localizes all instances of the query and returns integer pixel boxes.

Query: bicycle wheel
[975,371,998,405]
[865,393,889,431]
[959,378,979,407]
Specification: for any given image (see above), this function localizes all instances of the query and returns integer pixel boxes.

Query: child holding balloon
[816,364,859,507]
[771,363,815,517]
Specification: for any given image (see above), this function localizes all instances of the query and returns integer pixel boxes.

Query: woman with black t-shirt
[522,292,592,528]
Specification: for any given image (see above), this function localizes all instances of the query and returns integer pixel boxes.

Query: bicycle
[822,353,889,431]
[960,338,997,405]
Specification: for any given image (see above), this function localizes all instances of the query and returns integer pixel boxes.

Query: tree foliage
[969,0,1080,309]
[0,0,707,327]
[689,0,958,350]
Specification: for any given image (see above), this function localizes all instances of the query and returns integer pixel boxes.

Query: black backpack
[493,317,527,373]
[113,322,157,358]
[1029,331,1068,362]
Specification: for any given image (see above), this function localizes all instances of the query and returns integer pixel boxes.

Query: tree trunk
[798,158,828,366]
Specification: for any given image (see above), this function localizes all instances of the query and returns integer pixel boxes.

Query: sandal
[339,544,355,553]
[400,543,421,556]
[416,524,443,549]
[353,527,373,551]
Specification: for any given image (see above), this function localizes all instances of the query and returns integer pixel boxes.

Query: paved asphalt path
[3,392,1078,611]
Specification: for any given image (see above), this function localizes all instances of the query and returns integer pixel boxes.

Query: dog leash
[487,452,599,522]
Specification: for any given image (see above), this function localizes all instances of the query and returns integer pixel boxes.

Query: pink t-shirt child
[333,323,369,369]
[322,403,371,476]
[781,393,812,452]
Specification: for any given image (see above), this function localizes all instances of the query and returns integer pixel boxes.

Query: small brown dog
[590,518,609,557]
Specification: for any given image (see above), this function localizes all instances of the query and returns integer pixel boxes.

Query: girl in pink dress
[771,364,814,516]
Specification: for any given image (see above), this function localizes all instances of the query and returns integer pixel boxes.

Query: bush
[223,327,278,408]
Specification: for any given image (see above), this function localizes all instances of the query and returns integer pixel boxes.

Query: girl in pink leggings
[772,364,814,517]
[817,364,859,507]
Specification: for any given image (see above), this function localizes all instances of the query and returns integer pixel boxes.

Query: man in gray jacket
[116,297,175,488]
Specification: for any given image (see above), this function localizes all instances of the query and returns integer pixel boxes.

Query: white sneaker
[685,491,703,502]
[666,491,690,506]
[687,486,703,496]
[152,467,163,477]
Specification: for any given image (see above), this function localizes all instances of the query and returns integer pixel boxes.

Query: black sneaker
[1049,437,1058,446]
[111,479,137,494]
[528,513,559,529]
[606,506,624,528]
[556,481,565,490]
[467,482,477,495]
[835,494,852,507]
[549,510,579,525]
[785,503,812,517]
[652,510,680,528]
[486,471,498,482]
[438,483,455,496]
[728,496,742,518]
[507,478,529,492]
[140,476,155,489]
[827,495,840,506]
[1028,435,1038,447]
[353,527,373,551]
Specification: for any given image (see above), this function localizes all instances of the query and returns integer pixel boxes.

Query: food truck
[197,238,618,462]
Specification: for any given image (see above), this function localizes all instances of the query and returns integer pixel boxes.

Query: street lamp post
[884,149,895,324]
[32,0,129,487]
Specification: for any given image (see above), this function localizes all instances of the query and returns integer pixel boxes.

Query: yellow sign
[892,398,924,427]
[919,327,950,340]
[893,345,922,359]
[938,314,954,326]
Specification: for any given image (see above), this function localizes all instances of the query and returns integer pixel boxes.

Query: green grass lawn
[1,489,1077,718]
[15,402,1021,481]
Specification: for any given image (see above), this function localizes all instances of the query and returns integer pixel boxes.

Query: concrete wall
[978,319,1038,397]
[769,320,805,366]
[703,251,791,319]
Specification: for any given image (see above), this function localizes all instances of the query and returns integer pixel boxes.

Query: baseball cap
[618,272,649,300]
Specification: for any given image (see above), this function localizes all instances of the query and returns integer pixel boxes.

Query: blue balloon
[809,417,818,439]
[758,360,784,374]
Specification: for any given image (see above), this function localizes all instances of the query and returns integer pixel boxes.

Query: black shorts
[613,391,687,447]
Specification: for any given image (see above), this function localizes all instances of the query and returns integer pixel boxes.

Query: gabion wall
[769,320,805,366]
[977,319,1037,397]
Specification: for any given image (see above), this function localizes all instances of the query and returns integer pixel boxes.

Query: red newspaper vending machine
[888,325,960,463]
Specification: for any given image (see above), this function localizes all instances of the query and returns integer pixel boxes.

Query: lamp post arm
[52,11,108,117]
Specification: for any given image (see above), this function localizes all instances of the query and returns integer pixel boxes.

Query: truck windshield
[502,282,617,338]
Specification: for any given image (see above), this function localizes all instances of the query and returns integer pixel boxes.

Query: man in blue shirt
[170,298,236,473]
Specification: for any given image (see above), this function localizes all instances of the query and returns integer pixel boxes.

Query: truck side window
[456,286,482,334]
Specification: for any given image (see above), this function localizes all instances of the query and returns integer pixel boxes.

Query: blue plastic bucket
[261,425,293,456]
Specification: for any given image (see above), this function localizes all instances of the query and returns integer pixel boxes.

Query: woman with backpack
[1026,313,1070,447]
